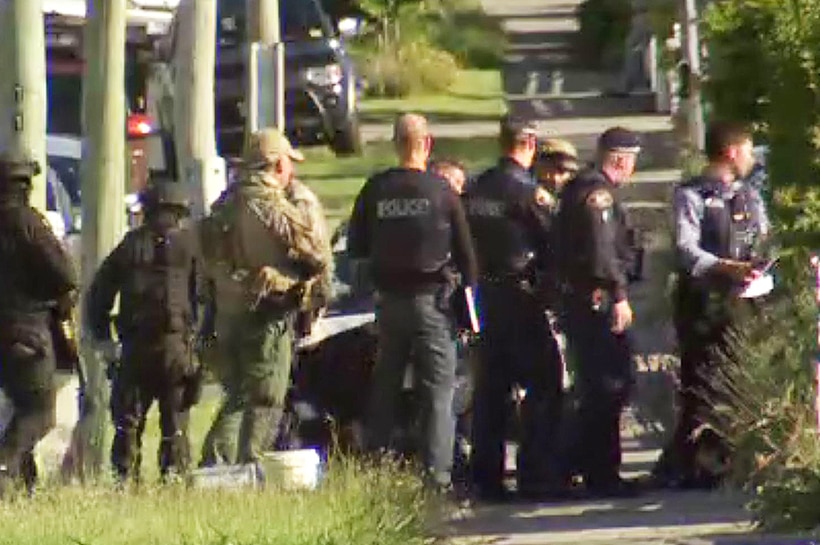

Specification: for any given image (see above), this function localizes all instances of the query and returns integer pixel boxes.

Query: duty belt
[480,273,533,292]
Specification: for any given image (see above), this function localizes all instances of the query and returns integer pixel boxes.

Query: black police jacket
[348,167,478,294]
[86,212,198,343]
[556,168,642,302]
[464,157,552,278]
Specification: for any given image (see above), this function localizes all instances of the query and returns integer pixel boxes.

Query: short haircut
[705,121,752,161]
[393,113,429,151]
[499,115,537,152]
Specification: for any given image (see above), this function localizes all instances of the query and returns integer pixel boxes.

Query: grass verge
[0,457,429,545]
[359,69,505,124]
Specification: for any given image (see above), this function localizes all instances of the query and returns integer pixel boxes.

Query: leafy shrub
[353,39,459,98]
[709,263,820,532]
[428,9,505,69]
[575,0,633,70]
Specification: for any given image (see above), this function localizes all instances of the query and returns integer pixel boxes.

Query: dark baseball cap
[598,127,641,153]
[500,114,538,142]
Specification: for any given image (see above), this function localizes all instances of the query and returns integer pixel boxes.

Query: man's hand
[611,300,633,334]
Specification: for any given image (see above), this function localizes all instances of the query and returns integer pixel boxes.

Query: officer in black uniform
[86,178,200,482]
[348,113,478,492]
[0,154,77,491]
[464,115,563,501]
[652,121,768,489]
[555,127,644,497]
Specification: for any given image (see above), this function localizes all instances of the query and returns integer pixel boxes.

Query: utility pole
[0,0,47,211]
[70,0,128,479]
[173,0,223,217]
[681,0,705,151]
[246,0,285,134]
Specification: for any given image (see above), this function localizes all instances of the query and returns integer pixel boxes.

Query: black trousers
[560,297,633,488]
[110,335,193,481]
[471,281,563,493]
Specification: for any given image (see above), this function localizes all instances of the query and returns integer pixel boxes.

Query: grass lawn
[359,69,505,124]
[300,134,501,228]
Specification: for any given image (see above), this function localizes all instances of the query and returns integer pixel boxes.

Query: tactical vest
[466,161,536,276]
[368,169,452,277]
[690,180,756,262]
[117,226,194,337]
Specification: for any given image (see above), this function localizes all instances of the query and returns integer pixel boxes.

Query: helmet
[139,178,191,212]
[0,152,41,183]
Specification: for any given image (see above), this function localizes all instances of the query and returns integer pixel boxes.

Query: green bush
[576,0,633,70]
[354,39,459,98]
[710,262,820,532]
[428,9,505,69]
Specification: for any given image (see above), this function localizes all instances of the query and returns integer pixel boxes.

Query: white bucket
[260,449,321,491]
[190,463,262,490]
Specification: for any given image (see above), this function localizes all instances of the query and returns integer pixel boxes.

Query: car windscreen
[47,155,82,206]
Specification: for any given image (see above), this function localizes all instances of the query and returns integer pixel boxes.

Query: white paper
[464,286,481,334]
[739,273,774,299]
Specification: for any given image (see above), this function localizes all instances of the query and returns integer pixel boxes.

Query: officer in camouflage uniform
[0,154,77,491]
[85,178,200,481]
[533,138,579,212]
[198,128,332,466]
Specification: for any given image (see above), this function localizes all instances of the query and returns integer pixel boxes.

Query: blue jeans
[366,291,457,486]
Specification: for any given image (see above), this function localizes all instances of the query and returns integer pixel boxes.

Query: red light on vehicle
[127,114,154,137]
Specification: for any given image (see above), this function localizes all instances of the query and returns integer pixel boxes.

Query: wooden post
[681,0,705,151]
[247,0,285,133]
[0,0,48,211]
[173,0,222,217]
[71,0,128,479]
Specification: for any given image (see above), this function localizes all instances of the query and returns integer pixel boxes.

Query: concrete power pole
[246,0,285,133]
[0,0,48,211]
[682,0,705,151]
[173,0,223,218]
[71,0,128,479]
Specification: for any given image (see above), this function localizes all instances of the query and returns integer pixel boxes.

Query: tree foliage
[702,0,820,247]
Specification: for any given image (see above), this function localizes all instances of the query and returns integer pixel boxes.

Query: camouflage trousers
[200,311,294,466]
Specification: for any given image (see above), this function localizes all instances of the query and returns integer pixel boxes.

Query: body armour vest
[687,177,757,262]
[368,168,452,277]
[117,225,194,337]
[465,160,537,276]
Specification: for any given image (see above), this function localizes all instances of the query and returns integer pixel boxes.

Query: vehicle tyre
[329,115,363,157]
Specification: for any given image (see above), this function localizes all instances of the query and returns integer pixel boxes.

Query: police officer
[652,121,768,489]
[348,113,478,492]
[464,115,563,501]
[0,154,77,491]
[85,178,200,481]
[555,127,644,497]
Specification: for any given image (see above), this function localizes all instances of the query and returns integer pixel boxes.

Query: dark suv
[215,0,362,158]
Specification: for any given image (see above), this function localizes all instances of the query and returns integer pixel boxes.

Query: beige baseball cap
[244,128,305,166]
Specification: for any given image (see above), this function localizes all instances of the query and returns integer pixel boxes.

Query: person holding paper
[653,121,770,489]
[464,115,563,501]
[347,114,479,494]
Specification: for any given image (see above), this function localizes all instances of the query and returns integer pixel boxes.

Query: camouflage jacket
[198,170,332,314]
